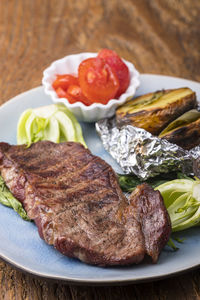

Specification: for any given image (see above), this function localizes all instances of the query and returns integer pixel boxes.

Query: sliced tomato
[55,87,77,104]
[67,85,91,106]
[55,87,68,98]
[65,93,78,104]
[52,74,78,91]
[78,57,119,104]
[98,49,130,98]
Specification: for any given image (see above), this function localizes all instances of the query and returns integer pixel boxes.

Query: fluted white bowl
[42,52,140,122]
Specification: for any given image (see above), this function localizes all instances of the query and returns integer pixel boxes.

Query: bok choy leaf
[17,104,87,148]
[155,178,200,232]
[0,176,30,221]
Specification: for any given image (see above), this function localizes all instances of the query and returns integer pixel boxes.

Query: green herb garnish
[117,172,192,192]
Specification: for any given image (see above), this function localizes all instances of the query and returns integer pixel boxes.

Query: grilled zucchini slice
[116,88,197,135]
[159,109,200,150]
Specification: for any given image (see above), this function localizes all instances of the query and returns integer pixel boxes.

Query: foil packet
[96,118,200,180]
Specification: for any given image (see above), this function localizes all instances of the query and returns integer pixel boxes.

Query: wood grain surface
[0,0,200,299]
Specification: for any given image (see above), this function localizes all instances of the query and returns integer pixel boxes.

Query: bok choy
[17,104,87,147]
[0,176,30,221]
[155,178,200,232]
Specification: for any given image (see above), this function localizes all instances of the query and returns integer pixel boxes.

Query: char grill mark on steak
[0,141,171,266]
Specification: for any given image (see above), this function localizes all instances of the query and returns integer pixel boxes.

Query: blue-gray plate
[0,74,199,285]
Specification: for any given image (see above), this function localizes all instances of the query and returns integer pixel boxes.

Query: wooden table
[0,0,200,299]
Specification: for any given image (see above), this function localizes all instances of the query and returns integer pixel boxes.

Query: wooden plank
[0,0,200,298]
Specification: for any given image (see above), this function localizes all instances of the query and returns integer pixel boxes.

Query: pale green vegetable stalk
[0,176,30,221]
[155,178,200,232]
[17,104,87,148]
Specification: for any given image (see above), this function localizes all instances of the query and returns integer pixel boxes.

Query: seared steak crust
[129,184,171,263]
[0,141,171,266]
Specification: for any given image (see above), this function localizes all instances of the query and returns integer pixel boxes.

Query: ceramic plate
[0,74,200,285]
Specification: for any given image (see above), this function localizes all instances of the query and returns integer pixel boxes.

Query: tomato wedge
[52,74,78,91]
[67,85,91,106]
[78,57,119,104]
[55,87,76,104]
[98,49,130,98]
[55,87,67,98]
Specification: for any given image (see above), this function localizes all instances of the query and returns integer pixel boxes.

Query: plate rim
[0,249,199,285]
[0,73,200,285]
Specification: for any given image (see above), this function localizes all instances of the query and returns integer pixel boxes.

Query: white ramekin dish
[42,52,140,122]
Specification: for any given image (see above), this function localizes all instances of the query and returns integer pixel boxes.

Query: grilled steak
[0,141,171,266]
[129,184,171,263]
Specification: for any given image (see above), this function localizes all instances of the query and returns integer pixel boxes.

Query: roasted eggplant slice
[159,109,200,150]
[116,88,197,135]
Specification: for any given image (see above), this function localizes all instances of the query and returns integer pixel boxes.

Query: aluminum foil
[96,118,200,180]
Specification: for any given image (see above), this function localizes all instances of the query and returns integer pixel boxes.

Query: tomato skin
[98,49,130,98]
[67,85,91,106]
[52,74,78,91]
[78,57,119,104]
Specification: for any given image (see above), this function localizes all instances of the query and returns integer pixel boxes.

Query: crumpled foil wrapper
[96,118,200,180]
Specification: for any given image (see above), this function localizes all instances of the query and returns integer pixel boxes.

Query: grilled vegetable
[159,109,200,150]
[116,88,196,135]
